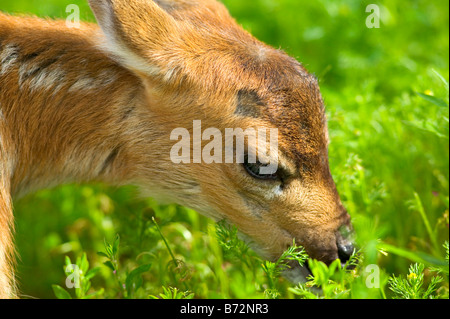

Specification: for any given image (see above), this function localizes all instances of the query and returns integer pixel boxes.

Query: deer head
[87,0,355,280]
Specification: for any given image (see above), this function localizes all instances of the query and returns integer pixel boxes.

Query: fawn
[0,0,355,298]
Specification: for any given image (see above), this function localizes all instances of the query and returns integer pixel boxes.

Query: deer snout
[336,225,356,265]
[304,214,356,267]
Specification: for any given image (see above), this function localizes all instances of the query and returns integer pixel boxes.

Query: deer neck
[0,17,163,198]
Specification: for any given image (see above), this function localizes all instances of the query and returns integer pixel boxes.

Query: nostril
[336,225,356,265]
[337,242,355,263]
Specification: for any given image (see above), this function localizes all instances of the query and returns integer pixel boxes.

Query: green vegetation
[1,0,448,299]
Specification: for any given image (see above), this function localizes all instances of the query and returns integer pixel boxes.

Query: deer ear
[88,0,179,76]
[152,0,231,21]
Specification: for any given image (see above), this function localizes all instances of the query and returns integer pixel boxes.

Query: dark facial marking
[235,89,265,118]
[100,147,120,175]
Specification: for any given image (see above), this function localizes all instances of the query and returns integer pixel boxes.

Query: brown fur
[0,0,352,298]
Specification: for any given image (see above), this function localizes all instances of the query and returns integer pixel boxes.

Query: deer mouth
[283,260,312,284]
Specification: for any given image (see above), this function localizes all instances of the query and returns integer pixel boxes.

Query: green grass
[1,0,448,299]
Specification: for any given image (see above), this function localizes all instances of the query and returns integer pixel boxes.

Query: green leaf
[416,92,448,107]
[104,238,113,257]
[378,243,447,266]
[288,285,319,299]
[64,256,72,268]
[113,234,120,257]
[79,253,89,274]
[82,280,91,297]
[85,267,101,280]
[410,192,440,253]
[432,69,449,91]
[52,285,72,299]
[127,264,152,279]
[103,261,115,271]
[328,259,342,276]
[125,264,152,296]
[403,120,449,139]
[153,286,195,300]
[82,288,105,300]
[308,259,330,286]
[96,251,109,258]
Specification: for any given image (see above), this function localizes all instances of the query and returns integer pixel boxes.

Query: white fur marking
[68,70,118,93]
[93,3,160,76]
[68,76,96,93]
[18,62,41,87]
[100,35,160,76]
[97,69,118,86]
[29,67,66,93]
[0,45,19,76]
[263,185,284,201]
[256,46,267,60]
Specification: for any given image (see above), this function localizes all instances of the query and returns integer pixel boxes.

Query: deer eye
[243,157,279,181]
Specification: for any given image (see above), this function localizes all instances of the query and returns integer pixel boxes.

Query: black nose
[337,241,355,264]
[336,227,356,265]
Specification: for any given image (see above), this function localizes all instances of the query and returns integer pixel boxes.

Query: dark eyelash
[243,156,280,181]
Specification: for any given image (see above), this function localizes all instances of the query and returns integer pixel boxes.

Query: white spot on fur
[256,46,267,60]
[0,45,19,76]
[68,76,96,93]
[29,67,66,93]
[263,185,284,201]
[164,67,177,82]
[98,69,118,86]
[18,62,40,87]
[68,70,118,93]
